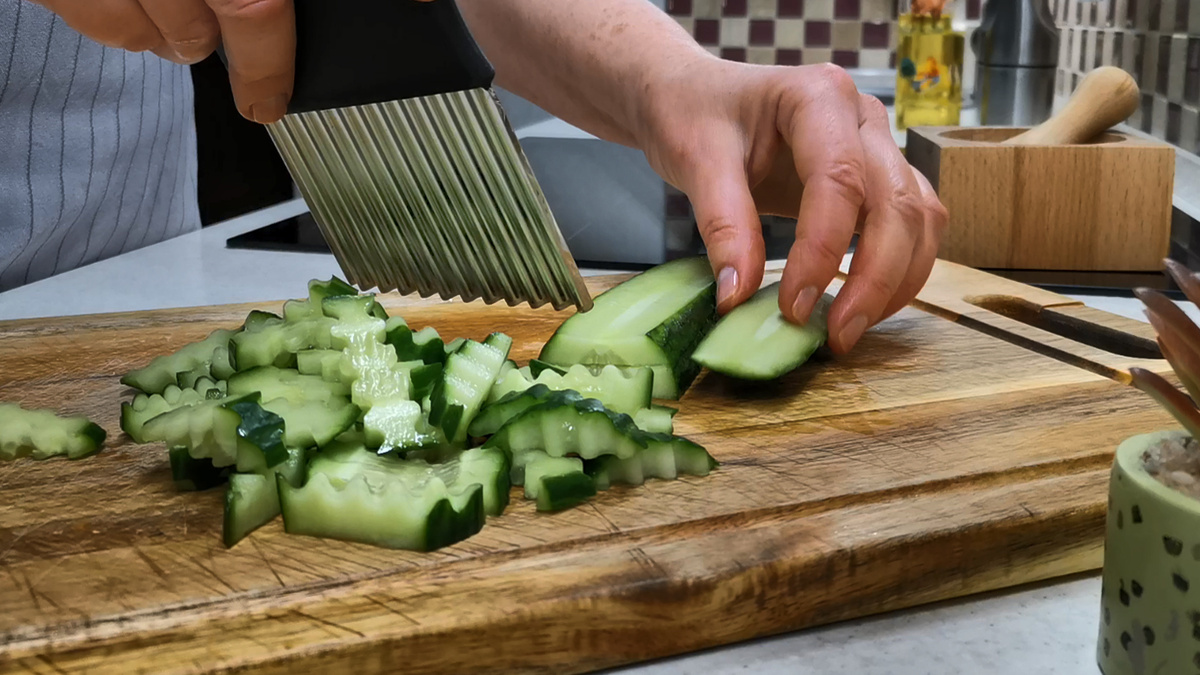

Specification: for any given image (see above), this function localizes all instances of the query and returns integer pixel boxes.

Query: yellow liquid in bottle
[894,13,964,130]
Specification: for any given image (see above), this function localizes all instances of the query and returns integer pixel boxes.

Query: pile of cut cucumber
[2,257,834,552]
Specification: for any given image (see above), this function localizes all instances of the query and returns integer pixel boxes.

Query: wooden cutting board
[0,260,1179,674]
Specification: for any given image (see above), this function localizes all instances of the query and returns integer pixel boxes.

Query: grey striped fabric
[0,0,200,292]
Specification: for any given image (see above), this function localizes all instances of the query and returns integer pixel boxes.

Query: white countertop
[0,197,1166,675]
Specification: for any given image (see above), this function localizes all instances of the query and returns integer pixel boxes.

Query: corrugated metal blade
[265,88,593,312]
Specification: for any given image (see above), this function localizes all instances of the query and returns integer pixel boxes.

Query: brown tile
[721,47,748,61]
[723,0,748,16]
[776,48,803,65]
[832,50,860,67]
[862,21,890,48]
[667,0,693,16]
[695,18,720,44]
[967,0,982,20]
[778,0,804,17]
[834,0,861,20]
[806,20,832,47]
[832,21,860,49]
[750,19,776,45]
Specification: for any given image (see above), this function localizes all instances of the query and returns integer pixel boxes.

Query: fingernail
[838,315,869,349]
[791,286,819,322]
[717,267,739,306]
[249,95,288,125]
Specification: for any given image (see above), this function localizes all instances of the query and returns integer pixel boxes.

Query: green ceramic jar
[1099,430,1200,675]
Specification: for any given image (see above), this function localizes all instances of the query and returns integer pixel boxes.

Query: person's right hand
[30,0,297,124]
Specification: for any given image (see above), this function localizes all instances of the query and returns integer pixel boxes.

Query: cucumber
[261,397,360,450]
[231,316,336,371]
[482,390,647,461]
[307,438,509,516]
[470,383,557,437]
[140,394,287,470]
[324,295,443,453]
[528,359,566,377]
[538,256,718,400]
[296,349,348,383]
[428,333,513,445]
[169,446,230,491]
[121,384,212,443]
[691,282,833,380]
[279,472,489,551]
[386,324,448,366]
[632,405,676,435]
[223,446,307,547]
[121,328,237,394]
[521,452,596,512]
[486,363,653,415]
[241,310,282,332]
[585,434,718,491]
[0,403,106,461]
[227,366,350,403]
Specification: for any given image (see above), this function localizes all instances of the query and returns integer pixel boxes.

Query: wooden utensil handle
[1002,66,1140,146]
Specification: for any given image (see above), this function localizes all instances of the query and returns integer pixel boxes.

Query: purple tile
[666,0,693,16]
[1107,0,1116,25]
[694,19,720,44]
[889,50,896,68]
[1186,38,1199,105]
[1127,0,1137,28]
[750,19,775,45]
[1148,0,1161,30]
[805,21,831,47]
[778,0,803,18]
[967,0,982,20]
[835,0,861,20]
[862,22,890,48]
[1168,102,1182,145]
[1141,93,1154,133]
[1158,35,1171,96]
[723,0,747,16]
[776,48,803,65]
[833,50,859,67]
[1178,0,1191,32]
[1089,1,1098,25]
[721,47,747,61]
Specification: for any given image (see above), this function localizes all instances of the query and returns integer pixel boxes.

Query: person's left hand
[633,57,949,355]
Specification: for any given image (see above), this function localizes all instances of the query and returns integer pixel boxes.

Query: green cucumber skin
[536,473,596,512]
[691,282,832,381]
[222,447,307,548]
[469,383,556,438]
[0,403,107,461]
[121,329,236,395]
[169,446,230,491]
[482,390,649,461]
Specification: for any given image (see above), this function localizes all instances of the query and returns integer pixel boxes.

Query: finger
[824,94,923,353]
[204,0,296,124]
[139,0,221,64]
[876,167,947,321]
[36,0,164,54]
[776,64,868,327]
[685,159,767,314]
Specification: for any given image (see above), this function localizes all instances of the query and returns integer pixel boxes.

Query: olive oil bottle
[894,2,964,131]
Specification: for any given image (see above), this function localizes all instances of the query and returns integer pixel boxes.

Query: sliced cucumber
[241,310,282,332]
[470,383,557,437]
[487,363,653,415]
[231,316,336,371]
[482,390,647,461]
[223,446,307,547]
[633,405,676,435]
[140,394,287,470]
[260,397,360,450]
[521,452,596,512]
[428,333,513,445]
[169,446,230,491]
[227,366,350,403]
[121,384,212,443]
[121,328,237,395]
[296,349,348,384]
[528,359,566,377]
[691,282,833,380]
[586,435,718,491]
[279,472,487,551]
[0,403,106,461]
[387,324,448,366]
[538,257,717,400]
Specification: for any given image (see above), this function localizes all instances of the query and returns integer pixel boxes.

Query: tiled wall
[1051,0,1200,154]
[664,0,981,69]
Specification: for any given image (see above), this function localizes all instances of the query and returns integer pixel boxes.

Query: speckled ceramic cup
[1098,430,1200,675]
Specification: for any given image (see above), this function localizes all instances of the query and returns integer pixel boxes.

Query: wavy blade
[1130,367,1200,440]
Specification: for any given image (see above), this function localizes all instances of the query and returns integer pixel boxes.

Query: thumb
[684,164,766,315]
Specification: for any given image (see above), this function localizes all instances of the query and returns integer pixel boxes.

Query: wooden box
[905,126,1175,271]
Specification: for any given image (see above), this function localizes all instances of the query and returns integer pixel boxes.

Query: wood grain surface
[0,261,1179,674]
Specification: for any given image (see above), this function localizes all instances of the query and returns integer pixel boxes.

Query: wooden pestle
[1002,66,1140,146]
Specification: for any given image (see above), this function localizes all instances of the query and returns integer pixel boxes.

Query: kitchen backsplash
[1051,0,1200,154]
[664,0,981,69]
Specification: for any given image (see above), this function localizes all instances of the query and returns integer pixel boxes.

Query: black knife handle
[219,0,496,114]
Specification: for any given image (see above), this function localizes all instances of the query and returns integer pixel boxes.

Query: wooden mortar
[906,66,1175,272]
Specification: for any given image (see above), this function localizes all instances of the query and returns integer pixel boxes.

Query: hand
[636,59,948,354]
[31,0,297,123]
